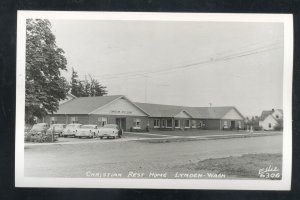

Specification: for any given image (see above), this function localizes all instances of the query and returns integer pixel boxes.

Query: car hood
[78,129,91,132]
[99,128,117,132]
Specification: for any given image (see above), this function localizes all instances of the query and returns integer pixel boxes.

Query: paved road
[24,134,282,178]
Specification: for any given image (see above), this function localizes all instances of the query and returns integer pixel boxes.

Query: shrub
[24,132,31,142]
[26,133,57,143]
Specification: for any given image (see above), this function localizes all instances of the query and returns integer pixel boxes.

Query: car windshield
[81,125,96,129]
[104,124,117,129]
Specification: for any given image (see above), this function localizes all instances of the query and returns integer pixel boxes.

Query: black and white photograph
[15,11,293,190]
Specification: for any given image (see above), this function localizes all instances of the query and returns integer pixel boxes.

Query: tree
[26,19,69,124]
[89,75,107,96]
[70,70,107,97]
[70,68,84,97]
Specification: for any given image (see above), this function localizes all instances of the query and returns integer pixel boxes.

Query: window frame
[224,121,228,128]
[166,119,173,128]
[191,120,197,128]
[185,119,190,128]
[154,119,160,128]
[133,118,141,129]
[174,119,180,128]
[98,117,108,127]
[71,116,78,124]
[50,116,57,124]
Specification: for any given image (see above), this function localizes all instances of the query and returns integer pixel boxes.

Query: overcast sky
[50,19,283,117]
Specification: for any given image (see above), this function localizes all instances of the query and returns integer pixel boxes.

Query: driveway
[24,134,283,178]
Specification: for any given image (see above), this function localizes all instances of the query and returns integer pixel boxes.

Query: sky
[50,19,284,117]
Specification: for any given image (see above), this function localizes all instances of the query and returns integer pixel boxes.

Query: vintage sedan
[75,124,98,138]
[62,123,82,137]
[29,123,50,135]
[46,124,66,137]
[97,124,123,139]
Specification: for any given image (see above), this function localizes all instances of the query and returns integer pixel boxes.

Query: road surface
[24,134,282,178]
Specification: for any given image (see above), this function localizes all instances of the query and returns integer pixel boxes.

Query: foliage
[274,119,283,131]
[24,132,57,143]
[26,19,69,124]
[70,68,107,97]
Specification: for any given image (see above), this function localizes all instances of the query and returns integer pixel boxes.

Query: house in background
[259,109,283,130]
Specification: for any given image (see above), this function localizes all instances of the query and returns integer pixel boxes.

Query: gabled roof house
[46,95,245,131]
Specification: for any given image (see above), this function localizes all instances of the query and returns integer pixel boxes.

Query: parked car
[29,123,50,135]
[62,123,82,137]
[97,124,123,139]
[75,124,98,138]
[46,124,66,137]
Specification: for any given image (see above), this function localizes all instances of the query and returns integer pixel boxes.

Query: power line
[75,39,283,81]
[84,43,282,81]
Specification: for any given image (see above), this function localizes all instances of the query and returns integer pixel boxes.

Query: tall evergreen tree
[26,19,69,124]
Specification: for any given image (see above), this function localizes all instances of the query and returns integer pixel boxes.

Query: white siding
[222,108,243,120]
[90,98,147,116]
[272,109,283,120]
[259,115,278,130]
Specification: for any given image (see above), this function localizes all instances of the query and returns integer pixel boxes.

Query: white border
[16,11,293,190]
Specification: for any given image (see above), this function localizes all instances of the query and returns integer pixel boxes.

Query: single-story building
[45,95,245,131]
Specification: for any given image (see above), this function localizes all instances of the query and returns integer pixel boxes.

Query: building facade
[45,95,245,131]
[259,109,283,130]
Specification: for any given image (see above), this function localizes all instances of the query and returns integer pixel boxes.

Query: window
[134,118,141,128]
[224,121,228,129]
[71,116,78,123]
[191,120,197,128]
[98,117,108,127]
[50,117,57,124]
[185,120,190,128]
[154,119,160,128]
[162,120,166,127]
[269,123,272,128]
[238,121,242,129]
[199,120,203,128]
[174,119,180,128]
[166,119,172,128]
[276,115,279,119]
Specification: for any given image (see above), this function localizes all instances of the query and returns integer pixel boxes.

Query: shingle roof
[260,110,274,121]
[134,102,241,119]
[53,95,243,119]
[54,95,123,114]
[185,106,235,119]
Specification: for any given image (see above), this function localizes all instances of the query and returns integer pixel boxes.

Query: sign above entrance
[90,98,147,116]
[110,110,133,115]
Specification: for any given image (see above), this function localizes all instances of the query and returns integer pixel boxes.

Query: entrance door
[231,121,235,129]
[116,118,126,131]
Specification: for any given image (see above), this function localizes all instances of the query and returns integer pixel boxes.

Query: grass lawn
[181,153,282,179]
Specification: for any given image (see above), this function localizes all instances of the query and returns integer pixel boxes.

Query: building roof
[135,102,241,119]
[53,95,244,119]
[54,95,123,114]
[260,110,273,121]
[259,109,283,121]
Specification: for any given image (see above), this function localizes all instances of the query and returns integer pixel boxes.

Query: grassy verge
[180,153,282,179]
